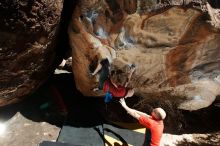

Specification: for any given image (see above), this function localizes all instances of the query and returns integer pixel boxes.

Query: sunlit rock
[69,1,220,110]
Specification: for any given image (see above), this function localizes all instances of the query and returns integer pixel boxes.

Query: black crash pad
[39,141,79,146]
[57,125,104,146]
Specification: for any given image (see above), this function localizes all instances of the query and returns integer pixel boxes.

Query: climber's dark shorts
[98,59,110,90]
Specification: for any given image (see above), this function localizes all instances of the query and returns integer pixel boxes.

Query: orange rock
[69,2,220,110]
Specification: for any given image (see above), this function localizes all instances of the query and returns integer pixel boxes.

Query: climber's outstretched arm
[119,98,149,120]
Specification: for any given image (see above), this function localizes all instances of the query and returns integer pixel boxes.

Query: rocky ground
[0,113,60,146]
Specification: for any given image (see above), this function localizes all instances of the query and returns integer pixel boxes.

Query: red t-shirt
[139,116,164,146]
[103,80,127,98]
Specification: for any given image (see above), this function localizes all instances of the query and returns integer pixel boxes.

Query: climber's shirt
[103,79,127,98]
[138,116,164,146]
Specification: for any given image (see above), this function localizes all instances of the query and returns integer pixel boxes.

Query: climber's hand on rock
[131,64,136,70]
[91,72,96,76]
[88,73,94,78]
[128,64,136,74]
[88,69,95,77]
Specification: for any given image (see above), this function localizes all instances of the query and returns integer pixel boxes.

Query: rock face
[206,2,220,29]
[0,0,63,106]
[69,0,220,110]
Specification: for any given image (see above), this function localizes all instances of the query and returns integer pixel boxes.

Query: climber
[89,37,116,92]
[101,65,136,100]
[92,64,135,99]
[119,98,166,146]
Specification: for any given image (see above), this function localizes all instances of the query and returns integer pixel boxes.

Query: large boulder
[0,0,63,106]
[69,0,220,110]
